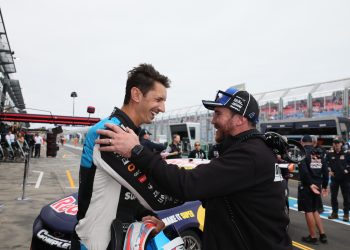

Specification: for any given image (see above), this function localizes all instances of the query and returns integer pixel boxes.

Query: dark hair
[123,64,171,105]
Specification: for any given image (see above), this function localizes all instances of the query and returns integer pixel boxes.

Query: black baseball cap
[301,135,312,143]
[333,137,343,143]
[139,128,152,137]
[202,87,259,124]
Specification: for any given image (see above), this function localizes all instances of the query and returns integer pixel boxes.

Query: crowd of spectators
[0,124,45,160]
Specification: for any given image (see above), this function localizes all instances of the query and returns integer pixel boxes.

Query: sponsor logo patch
[125,192,136,200]
[274,163,283,182]
[162,210,195,226]
[50,196,78,216]
[138,175,147,183]
[37,229,70,249]
[127,163,136,172]
[310,158,322,169]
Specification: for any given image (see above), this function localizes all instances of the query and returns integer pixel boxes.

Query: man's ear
[232,114,245,126]
[130,87,143,103]
[236,117,244,126]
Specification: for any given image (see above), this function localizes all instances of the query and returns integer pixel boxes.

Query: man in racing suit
[72,64,182,250]
[326,137,350,222]
[97,87,292,250]
[298,135,329,244]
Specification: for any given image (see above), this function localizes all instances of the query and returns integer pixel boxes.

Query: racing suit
[118,129,292,249]
[326,149,350,216]
[73,108,182,250]
[298,145,329,213]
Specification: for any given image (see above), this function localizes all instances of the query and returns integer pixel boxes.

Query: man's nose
[211,115,217,124]
[159,102,165,113]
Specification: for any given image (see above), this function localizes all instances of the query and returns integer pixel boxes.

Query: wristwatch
[131,144,144,157]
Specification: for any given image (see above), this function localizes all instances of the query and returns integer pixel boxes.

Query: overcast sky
[1,0,350,120]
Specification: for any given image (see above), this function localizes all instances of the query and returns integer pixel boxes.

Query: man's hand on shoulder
[96,123,139,158]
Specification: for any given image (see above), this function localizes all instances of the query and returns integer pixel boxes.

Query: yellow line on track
[66,170,75,188]
[292,241,314,250]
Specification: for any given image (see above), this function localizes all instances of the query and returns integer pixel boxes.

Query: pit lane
[0,145,349,250]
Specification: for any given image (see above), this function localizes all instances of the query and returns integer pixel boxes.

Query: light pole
[70,92,77,117]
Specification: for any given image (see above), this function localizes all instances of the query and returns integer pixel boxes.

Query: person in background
[165,134,182,159]
[208,129,224,160]
[17,133,25,147]
[326,137,350,222]
[5,131,15,147]
[139,128,165,153]
[60,135,65,145]
[298,135,328,244]
[24,133,35,157]
[311,135,326,159]
[5,131,16,157]
[188,141,206,159]
[34,133,43,158]
[311,135,318,148]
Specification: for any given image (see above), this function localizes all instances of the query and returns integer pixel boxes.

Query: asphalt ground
[0,144,349,250]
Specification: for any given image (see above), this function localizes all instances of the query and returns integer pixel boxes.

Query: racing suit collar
[110,107,141,134]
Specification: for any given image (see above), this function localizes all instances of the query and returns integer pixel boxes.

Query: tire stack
[46,133,58,157]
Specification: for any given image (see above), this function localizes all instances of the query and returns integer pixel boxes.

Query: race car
[30,193,204,250]
[31,159,209,250]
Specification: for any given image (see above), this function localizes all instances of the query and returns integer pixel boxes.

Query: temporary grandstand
[144,77,350,146]
[257,78,350,121]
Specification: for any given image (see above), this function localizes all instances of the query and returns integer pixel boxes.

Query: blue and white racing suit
[73,108,183,250]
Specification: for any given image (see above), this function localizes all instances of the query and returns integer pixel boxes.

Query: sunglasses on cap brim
[215,90,236,105]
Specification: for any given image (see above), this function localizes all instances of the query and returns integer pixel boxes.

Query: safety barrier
[17,144,32,201]
[18,147,31,201]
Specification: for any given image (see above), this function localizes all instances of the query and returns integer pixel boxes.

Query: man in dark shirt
[97,87,292,250]
[208,129,224,160]
[139,128,165,153]
[188,141,206,159]
[326,137,350,222]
